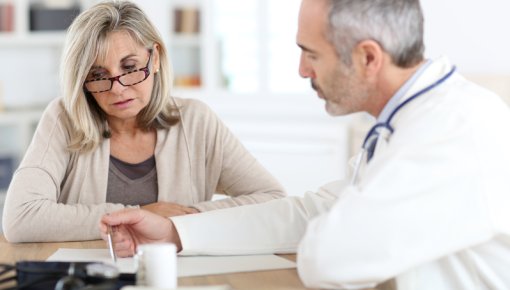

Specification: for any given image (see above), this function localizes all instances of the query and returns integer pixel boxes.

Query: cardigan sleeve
[184,100,286,212]
[2,100,125,242]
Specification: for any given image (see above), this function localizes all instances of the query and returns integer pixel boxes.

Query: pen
[107,225,117,263]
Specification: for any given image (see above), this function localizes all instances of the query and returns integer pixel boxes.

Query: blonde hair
[60,0,178,152]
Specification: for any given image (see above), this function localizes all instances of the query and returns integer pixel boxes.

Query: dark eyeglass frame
[84,48,154,93]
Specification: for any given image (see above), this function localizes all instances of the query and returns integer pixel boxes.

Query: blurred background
[0,0,509,231]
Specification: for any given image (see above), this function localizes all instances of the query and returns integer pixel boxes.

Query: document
[47,248,296,277]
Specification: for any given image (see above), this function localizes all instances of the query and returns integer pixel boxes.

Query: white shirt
[172,57,510,289]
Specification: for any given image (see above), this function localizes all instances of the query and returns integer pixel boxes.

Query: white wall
[422,0,510,74]
[202,94,351,196]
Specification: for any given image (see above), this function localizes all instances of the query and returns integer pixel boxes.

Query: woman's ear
[152,43,161,73]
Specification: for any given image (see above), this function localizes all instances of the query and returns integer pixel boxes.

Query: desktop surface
[0,235,315,290]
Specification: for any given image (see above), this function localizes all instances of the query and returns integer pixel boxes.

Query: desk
[0,235,316,290]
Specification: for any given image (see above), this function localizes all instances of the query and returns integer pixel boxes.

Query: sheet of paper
[47,248,135,273]
[47,248,296,277]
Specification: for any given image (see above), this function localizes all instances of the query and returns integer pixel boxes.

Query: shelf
[0,109,43,123]
[171,34,201,47]
[0,32,65,47]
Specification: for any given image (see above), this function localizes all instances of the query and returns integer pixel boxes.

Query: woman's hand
[141,201,199,217]
[100,208,182,257]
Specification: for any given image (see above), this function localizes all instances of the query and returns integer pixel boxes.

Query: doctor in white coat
[101,0,510,289]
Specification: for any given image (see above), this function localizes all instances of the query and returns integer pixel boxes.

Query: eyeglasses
[84,49,153,93]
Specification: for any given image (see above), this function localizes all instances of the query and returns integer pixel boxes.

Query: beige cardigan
[2,97,285,242]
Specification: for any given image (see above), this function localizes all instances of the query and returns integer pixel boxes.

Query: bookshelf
[169,3,203,88]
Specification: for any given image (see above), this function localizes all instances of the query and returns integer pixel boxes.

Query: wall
[425,0,510,105]
[422,0,510,75]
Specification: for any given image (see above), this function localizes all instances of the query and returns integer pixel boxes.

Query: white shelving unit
[131,0,211,92]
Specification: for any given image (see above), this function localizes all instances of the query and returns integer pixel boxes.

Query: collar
[376,59,433,123]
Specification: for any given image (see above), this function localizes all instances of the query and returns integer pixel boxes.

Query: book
[174,7,200,34]
[29,5,80,31]
[0,3,15,32]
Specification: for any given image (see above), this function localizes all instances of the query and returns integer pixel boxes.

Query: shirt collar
[376,59,433,122]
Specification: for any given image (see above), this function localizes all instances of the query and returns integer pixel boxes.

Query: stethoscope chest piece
[378,126,392,143]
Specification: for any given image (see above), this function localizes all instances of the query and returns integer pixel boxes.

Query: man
[101,0,510,288]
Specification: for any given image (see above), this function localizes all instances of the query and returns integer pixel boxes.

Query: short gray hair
[326,0,424,67]
[60,0,178,152]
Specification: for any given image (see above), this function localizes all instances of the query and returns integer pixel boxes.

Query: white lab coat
[171,57,510,289]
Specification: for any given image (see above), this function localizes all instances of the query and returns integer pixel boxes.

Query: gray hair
[326,0,425,67]
[60,0,178,152]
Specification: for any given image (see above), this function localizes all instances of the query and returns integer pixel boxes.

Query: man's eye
[307,53,318,61]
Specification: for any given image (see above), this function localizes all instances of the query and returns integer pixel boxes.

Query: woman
[2,1,285,242]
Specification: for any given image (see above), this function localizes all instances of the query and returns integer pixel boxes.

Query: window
[214,0,308,94]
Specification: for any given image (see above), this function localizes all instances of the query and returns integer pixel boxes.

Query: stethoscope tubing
[351,65,457,186]
[362,66,457,150]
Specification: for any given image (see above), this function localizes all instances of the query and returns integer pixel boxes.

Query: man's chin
[325,102,347,116]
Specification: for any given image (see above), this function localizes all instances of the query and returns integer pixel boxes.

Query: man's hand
[142,202,199,217]
[100,208,182,257]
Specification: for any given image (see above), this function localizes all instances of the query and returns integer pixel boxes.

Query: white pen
[107,225,117,263]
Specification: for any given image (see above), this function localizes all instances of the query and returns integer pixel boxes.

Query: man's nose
[298,54,315,79]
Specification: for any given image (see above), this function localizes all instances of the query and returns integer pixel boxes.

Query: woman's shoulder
[173,97,213,114]
[39,98,70,129]
[173,97,218,122]
[171,97,221,133]
[41,97,66,115]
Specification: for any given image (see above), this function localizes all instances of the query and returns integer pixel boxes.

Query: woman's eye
[123,64,137,71]
[90,71,106,79]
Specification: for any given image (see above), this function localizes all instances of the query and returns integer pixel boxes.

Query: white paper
[47,248,135,273]
[47,248,296,277]
[176,254,295,277]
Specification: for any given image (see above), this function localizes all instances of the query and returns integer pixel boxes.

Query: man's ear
[352,40,383,78]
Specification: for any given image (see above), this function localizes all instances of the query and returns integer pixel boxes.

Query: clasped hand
[141,201,199,217]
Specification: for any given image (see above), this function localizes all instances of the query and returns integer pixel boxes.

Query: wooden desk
[0,236,316,290]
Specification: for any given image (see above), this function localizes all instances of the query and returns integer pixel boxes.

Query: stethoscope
[350,66,457,186]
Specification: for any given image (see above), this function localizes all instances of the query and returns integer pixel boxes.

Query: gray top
[106,155,158,206]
